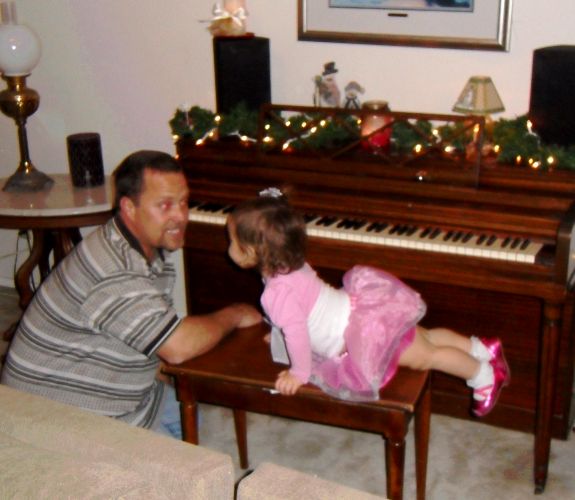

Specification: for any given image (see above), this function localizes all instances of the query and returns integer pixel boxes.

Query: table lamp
[453,76,505,117]
[0,1,52,192]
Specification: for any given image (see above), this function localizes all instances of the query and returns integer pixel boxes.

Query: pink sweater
[261,264,322,382]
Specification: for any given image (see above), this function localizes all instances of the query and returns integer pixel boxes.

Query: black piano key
[510,237,522,249]
[198,202,225,212]
[429,228,441,239]
[520,239,531,250]
[443,230,454,241]
[351,220,367,230]
[366,222,388,232]
[476,234,487,245]
[316,216,338,226]
[304,214,318,223]
[419,227,432,238]
[462,232,473,243]
[222,205,235,214]
[452,231,463,242]
[486,235,497,246]
[406,225,418,236]
[501,237,511,248]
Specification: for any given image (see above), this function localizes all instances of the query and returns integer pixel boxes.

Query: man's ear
[119,196,136,222]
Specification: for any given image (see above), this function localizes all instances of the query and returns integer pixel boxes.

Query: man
[1,150,261,437]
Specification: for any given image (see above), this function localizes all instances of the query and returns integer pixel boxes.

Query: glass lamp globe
[0,22,41,76]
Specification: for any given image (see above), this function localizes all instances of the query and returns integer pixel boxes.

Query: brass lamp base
[1,74,53,192]
[2,166,53,192]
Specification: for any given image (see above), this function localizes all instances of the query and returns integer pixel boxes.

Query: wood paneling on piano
[176,105,575,493]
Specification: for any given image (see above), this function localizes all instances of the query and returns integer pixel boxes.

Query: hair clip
[259,187,283,198]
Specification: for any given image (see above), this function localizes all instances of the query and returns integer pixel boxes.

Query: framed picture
[298,0,512,51]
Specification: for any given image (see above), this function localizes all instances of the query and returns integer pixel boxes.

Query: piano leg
[534,302,562,494]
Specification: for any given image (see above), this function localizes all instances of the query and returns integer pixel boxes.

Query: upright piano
[176,105,575,493]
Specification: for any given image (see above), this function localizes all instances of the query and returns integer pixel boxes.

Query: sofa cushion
[0,385,234,499]
[236,462,384,499]
[0,433,165,499]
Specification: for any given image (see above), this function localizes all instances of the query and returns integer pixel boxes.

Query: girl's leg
[399,327,509,417]
[424,327,472,353]
[398,326,479,380]
[421,327,494,363]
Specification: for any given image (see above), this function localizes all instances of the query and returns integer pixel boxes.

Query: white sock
[467,361,494,400]
[470,336,492,362]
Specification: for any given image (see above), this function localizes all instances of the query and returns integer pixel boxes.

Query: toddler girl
[226,189,510,416]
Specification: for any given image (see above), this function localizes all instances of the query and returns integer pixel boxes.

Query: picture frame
[298,0,512,51]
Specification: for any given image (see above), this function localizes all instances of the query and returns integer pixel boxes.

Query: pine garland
[170,104,575,171]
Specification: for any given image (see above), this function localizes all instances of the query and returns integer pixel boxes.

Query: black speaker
[66,133,105,187]
[529,45,575,147]
[213,36,271,114]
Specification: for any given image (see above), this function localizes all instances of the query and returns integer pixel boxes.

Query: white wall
[1,0,574,312]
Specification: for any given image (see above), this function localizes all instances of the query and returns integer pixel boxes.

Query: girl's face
[227,218,258,269]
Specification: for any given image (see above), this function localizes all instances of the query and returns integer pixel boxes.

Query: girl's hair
[230,195,307,276]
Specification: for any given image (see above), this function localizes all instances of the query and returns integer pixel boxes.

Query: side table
[0,174,113,339]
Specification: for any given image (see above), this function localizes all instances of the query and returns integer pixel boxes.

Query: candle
[361,100,392,153]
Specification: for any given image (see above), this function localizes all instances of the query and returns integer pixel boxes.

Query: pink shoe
[483,337,511,384]
[472,357,511,417]
[479,337,503,361]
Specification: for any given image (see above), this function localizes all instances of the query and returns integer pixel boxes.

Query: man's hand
[275,370,304,396]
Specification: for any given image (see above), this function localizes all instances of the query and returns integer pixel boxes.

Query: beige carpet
[198,403,575,499]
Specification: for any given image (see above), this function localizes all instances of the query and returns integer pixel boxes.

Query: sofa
[0,384,383,499]
[0,384,234,499]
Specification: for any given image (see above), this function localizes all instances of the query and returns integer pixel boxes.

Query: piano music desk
[163,323,431,500]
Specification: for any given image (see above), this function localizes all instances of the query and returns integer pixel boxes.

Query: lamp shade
[0,23,41,77]
[452,76,504,115]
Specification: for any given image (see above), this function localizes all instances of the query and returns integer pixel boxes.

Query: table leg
[54,227,82,264]
[14,228,47,311]
[384,434,405,500]
[4,227,85,343]
[534,303,561,493]
[233,409,249,469]
[181,399,199,444]
[414,374,430,500]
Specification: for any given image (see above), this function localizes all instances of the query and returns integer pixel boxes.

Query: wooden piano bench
[164,324,432,500]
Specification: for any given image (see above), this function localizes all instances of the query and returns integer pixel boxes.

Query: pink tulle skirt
[310,265,426,401]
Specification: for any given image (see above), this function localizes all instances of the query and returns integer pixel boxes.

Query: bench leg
[233,409,249,469]
[384,436,405,500]
[414,375,431,500]
[181,400,199,444]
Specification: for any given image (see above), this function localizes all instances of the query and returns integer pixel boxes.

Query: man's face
[122,168,189,260]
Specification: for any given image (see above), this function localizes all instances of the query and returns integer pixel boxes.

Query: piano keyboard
[188,202,543,264]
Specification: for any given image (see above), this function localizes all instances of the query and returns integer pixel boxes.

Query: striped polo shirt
[1,216,181,428]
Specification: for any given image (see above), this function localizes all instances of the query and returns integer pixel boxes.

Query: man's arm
[157,303,262,365]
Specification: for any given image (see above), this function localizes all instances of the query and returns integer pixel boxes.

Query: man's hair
[112,150,182,211]
[230,195,307,276]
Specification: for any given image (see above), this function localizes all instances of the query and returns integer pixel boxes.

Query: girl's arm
[262,282,312,390]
